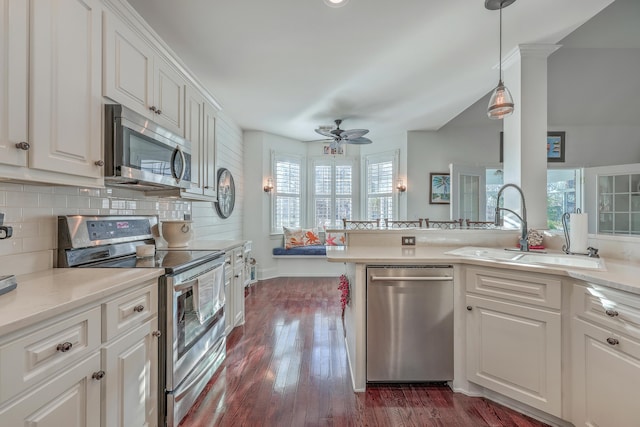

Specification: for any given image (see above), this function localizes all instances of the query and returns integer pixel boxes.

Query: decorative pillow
[325,232,346,246]
[283,227,323,248]
[302,228,322,246]
[283,226,305,249]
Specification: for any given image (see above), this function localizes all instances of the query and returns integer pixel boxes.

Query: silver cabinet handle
[605,309,619,318]
[606,337,619,346]
[56,342,73,352]
[133,304,145,313]
[152,330,162,337]
[370,275,453,282]
[94,160,104,166]
[15,141,30,150]
[92,370,105,380]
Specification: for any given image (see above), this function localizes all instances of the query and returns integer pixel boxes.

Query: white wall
[192,110,244,240]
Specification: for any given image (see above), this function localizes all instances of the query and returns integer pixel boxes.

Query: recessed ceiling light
[324,0,349,8]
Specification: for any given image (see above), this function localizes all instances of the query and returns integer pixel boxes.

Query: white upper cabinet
[103,10,186,136]
[0,0,28,168]
[203,100,218,199]
[183,85,205,197]
[30,0,103,179]
[0,0,104,185]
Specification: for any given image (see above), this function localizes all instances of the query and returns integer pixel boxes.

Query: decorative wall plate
[215,168,235,218]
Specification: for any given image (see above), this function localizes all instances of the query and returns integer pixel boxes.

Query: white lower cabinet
[464,266,562,417]
[0,351,101,427]
[224,245,246,335]
[0,280,159,427]
[571,282,640,427]
[102,318,158,427]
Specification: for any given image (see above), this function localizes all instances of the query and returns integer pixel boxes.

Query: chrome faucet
[494,183,529,251]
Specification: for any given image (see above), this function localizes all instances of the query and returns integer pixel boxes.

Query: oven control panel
[87,219,151,241]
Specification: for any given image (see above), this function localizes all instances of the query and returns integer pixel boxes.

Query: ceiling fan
[311,119,372,147]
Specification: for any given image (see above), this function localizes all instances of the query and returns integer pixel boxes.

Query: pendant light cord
[499,1,503,82]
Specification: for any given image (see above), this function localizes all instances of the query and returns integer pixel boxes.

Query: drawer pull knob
[152,330,162,337]
[15,141,30,150]
[149,106,157,112]
[133,304,145,313]
[94,160,104,166]
[56,342,73,352]
[156,109,162,115]
[466,306,472,311]
[606,337,619,346]
[605,309,619,318]
[92,370,105,380]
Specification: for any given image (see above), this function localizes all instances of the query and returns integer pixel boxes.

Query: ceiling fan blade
[315,128,335,138]
[345,137,372,145]
[340,129,369,139]
[304,138,334,143]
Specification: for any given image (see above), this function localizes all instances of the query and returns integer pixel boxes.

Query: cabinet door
[102,318,158,427]
[224,276,233,336]
[233,264,245,327]
[0,0,28,167]
[466,294,561,416]
[202,100,217,199]
[29,0,103,178]
[0,352,101,427]
[153,57,185,136]
[184,85,205,196]
[572,319,640,427]
[103,10,154,119]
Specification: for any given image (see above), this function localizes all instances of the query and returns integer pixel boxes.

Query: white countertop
[326,245,640,294]
[156,239,246,252]
[0,268,163,337]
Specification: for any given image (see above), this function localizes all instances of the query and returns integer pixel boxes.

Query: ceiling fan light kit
[486,0,516,120]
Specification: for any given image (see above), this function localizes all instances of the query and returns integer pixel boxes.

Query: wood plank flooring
[179,277,550,427]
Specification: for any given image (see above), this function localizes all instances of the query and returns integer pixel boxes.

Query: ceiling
[127,0,622,142]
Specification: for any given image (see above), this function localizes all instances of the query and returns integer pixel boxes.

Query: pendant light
[486,0,516,119]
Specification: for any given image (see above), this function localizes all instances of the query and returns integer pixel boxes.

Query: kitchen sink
[445,246,606,271]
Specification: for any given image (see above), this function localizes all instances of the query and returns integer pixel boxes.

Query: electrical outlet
[402,236,415,246]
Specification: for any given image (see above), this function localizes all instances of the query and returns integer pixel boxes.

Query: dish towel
[194,270,216,324]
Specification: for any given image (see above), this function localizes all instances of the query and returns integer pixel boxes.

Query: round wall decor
[215,168,235,218]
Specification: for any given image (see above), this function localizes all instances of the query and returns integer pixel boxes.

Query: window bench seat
[272,245,327,257]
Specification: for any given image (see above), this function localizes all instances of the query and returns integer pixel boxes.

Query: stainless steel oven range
[58,215,226,427]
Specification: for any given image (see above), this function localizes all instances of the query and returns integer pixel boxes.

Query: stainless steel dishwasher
[366,265,454,383]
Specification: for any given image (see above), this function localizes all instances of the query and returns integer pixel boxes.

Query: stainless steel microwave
[104,104,193,190]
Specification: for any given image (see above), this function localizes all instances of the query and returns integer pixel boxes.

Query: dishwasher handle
[370,275,453,282]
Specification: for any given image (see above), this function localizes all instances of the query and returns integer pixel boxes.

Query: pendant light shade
[486,0,516,120]
[487,80,514,119]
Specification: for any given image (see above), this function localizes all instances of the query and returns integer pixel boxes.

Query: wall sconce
[396,178,406,193]
[263,177,274,193]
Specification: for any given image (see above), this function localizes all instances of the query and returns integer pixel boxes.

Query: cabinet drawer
[0,306,101,404]
[465,266,561,309]
[572,283,640,338]
[103,283,157,342]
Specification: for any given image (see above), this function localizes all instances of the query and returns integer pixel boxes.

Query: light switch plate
[402,236,415,246]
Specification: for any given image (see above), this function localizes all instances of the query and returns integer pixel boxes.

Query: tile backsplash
[0,182,192,275]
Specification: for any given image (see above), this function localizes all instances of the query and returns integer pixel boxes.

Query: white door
[450,163,487,221]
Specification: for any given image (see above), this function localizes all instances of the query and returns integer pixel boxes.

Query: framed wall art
[499,131,566,163]
[429,173,450,204]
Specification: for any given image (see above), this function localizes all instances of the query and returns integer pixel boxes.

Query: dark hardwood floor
[180,277,549,427]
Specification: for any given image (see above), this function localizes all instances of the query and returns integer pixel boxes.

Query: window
[485,168,582,229]
[272,155,303,233]
[364,152,397,221]
[547,169,581,230]
[312,160,353,228]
